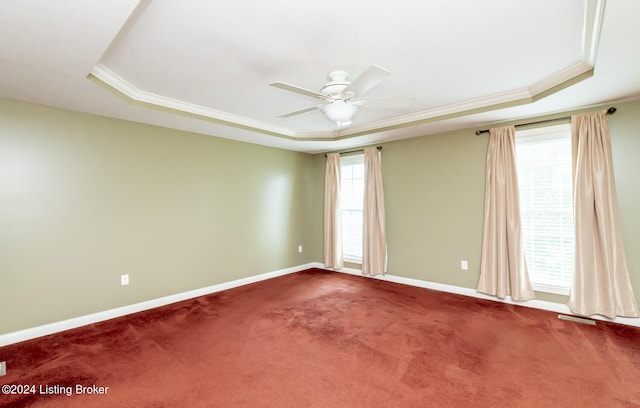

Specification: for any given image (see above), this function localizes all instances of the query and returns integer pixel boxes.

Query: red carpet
[1,268,639,407]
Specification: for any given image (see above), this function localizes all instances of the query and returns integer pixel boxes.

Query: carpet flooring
[1,268,639,407]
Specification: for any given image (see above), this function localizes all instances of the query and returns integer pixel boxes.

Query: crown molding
[89,64,296,138]
[88,0,606,143]
[528,61,593,97]
[337,62,594,139]
[582,0,606,65]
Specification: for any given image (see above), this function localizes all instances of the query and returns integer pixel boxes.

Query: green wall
[2,97,639,335]
[381,128,486,288]
[320,100,640,306]
[608,100,640,306]
[0,98,320,334]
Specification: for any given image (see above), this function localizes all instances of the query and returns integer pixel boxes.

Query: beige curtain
[569,110,639,318]
[362,147,387,276]
[323,153,343,269]
[477,126,534,301]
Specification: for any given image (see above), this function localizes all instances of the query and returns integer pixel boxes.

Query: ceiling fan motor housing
[320,70,351,99]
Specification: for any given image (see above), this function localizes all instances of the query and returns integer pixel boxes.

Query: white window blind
[516,124,573,295]
[340,154,364,263]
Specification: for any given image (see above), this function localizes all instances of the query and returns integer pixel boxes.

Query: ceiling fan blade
[352,97,415,109]
[342,65,391,97]
[277,105,324,118]
[269,81,328,100]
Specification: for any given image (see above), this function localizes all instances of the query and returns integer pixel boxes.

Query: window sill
[343,256,362,265]
[532,282,570,296]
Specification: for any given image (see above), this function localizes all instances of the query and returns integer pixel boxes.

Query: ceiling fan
[269,65,414,127]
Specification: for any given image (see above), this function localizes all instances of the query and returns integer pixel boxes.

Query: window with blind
[340,154,364,263]
[516,124,573,295]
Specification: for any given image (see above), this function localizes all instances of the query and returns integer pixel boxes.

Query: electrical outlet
[120,274,129,286]
[461,260,468,270]
[298,245,303,253]
[0,361,6,376]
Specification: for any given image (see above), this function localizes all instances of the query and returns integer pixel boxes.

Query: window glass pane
[340,154,364,262]
[516,124,573,294]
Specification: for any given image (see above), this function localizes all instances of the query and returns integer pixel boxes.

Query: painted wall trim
[315,263,640,328]
[0,263,317,347]
[3,260,637,347]
[90,62,595,143]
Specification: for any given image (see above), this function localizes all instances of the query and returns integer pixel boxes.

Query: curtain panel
[323,153,343,269]
[569,110,639,318]
[477,126,534,301]
[362,147,387,276]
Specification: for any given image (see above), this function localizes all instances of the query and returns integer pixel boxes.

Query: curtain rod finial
[607,107,617,115]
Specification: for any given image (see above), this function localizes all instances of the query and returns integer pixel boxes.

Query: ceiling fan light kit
[322,101,358,126]
[270,65,413,128]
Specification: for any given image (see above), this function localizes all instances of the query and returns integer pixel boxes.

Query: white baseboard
[2,262,637,347]
[311,262,640,328]
[0,263,317,347]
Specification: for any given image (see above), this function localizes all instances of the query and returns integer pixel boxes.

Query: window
[340,154,364,263]
[516,124,573,295]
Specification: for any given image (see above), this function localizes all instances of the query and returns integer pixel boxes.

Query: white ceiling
[1,0,639,153]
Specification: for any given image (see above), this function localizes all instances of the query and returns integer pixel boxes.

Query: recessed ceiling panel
[99,0,585,132]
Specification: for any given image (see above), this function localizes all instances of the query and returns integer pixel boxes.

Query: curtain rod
[474,107,617,135]
[324,146,382,157]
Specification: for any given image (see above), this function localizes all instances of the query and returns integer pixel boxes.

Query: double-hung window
[340,154,364,263]
[515,124,573,295]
